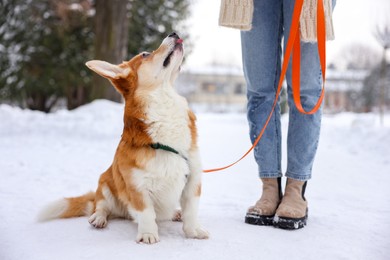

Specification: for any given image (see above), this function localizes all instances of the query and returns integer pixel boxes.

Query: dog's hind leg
[88,185,112,228]
[89,202,109,228]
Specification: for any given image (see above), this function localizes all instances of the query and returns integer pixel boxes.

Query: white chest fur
[143,86,192,156]
[132,86,192,220]
[132,153,189,220]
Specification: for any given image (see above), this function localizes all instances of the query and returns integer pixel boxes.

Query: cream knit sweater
[218,0,335,42]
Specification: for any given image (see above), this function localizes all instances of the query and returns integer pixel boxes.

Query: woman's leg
[241,0,284,226]
[272,0,331,230]
[241,0,284,179]
[283,0,323,181]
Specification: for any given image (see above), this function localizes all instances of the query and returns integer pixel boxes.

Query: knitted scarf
[218,0,335,42]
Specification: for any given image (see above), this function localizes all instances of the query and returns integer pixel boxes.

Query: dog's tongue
[177,38,183,44]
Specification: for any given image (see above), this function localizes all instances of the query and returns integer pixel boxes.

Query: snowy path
[0,101,389,260]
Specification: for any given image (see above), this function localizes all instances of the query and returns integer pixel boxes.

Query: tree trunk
[67,85,89,110]
[379,47,387,126]
[91,0,129,102]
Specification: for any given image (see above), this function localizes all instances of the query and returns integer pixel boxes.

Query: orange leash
[203,0,327,173]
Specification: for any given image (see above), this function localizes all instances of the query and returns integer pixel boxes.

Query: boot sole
[245,213,275,226]
[273,209,308,230]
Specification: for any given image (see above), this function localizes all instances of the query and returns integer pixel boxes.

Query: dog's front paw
[88,213,108,228]
[183,226,209,239]
[136,232,160,244]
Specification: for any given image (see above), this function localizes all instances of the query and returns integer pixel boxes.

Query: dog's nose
[168,32,180,39]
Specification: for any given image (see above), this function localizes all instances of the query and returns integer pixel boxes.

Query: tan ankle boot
[274,178,308,230]
[245,177,282,226]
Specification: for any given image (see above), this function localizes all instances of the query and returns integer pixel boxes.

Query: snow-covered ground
[0,100,389,260]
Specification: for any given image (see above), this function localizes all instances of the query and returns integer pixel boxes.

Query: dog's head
[86,32,184,97]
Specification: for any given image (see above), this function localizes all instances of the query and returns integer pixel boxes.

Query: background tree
[362,63,390,113]
[127,0,191,56]
[0,0,93,112]
[0,0,32,107]
[360,22,390,115]
[55,0,95,110]
[329,43,381,113]
[337,43,381,70]
[0,0,191,112]
[373,22,390,125]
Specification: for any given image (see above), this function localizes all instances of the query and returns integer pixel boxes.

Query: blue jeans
[241,0,334,181]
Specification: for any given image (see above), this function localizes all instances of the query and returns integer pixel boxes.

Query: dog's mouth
[163,38,183,68]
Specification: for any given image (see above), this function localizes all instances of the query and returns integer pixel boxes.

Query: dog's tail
[37,191,95,222]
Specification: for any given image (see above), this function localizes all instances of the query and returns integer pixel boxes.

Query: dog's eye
[142,52,150,58]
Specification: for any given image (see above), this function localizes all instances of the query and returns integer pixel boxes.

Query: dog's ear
[85,60,131,80]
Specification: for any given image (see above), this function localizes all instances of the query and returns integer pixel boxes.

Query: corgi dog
[38,32,209,244]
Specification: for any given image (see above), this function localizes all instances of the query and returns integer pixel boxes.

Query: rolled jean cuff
[285,171,311,181]
[259,172,283,179]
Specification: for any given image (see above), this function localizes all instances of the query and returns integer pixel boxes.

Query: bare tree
[374,22,390,126]
[338,43,381,70]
